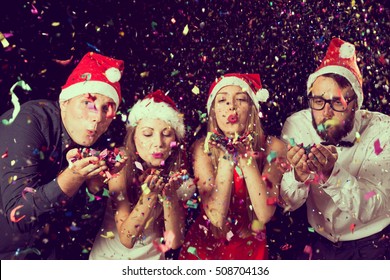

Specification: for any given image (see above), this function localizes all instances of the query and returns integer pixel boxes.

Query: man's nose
[90,109,104,123]
[323,102,334,117]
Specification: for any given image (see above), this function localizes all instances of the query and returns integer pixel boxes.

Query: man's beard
[312,111,355,145]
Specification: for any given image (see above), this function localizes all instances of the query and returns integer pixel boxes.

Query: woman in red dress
[179,73,287,260]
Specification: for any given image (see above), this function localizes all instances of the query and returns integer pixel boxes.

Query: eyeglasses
[308,95,356,112]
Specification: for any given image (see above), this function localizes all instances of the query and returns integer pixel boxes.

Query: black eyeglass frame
[308,94,357,112]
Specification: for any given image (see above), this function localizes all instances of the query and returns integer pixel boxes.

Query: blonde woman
[179,73,287,260]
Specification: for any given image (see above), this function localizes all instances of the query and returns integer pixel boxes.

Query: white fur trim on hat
[207,76,260,114]
[127,98,185,139]
[307,65,363,109]
[59,80,120,109]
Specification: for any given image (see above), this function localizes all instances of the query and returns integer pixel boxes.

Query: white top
[280,109,390,242]
[89,198,164,260]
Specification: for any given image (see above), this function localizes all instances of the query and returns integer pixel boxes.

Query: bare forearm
[117,194,158,248]
[162,193,185,249]
[204,158,234,228]
[239,158,275,223]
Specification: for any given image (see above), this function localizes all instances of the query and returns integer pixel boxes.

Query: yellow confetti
[182,24,189,35]
[204,132,213,153]
[141,183,150,194]
[51,22,60,27]
[191,85,200,95]
[100,231,115,239]
[140,71,149,78]
[355,132,361,143]
[0,32,10,48]
[251,219,264,232]
[324,118,340,128]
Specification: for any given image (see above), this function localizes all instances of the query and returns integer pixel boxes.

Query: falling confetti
[2,81,31,125]
[373,139,384,155]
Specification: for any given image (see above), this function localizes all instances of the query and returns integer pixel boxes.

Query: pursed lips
[152,152,164,159]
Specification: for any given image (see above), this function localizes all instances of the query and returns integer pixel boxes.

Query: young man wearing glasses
[279,38,390,259]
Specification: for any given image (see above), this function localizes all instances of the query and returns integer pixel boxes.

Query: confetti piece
[187,246,201,259]
[0,32,10,48]
[2,81,31,125]
[204,132,213,153]
[251,219,264,232]
[1,149,8,158]
[22,187,36,200]
[192,86,200,95]
[350,223,356,233]
[10,205,26,223]
[152,230,174,253]
[303,245,313,260]
[186,199,198,209]
[324,118,340,128]
[364,190,376,200]
[135,161,144,171]
[15,247,41,257]
[141,183,150,194]
[317,123,326,132]
[226,230,234,241]
[182,24,189,35]
[100,231,115,239]
[374,139,383,155]
[289,138,296,147]
[102,188,110,197]
[355,132,361,143]
[266,151,277,163]
[266,197,278,206]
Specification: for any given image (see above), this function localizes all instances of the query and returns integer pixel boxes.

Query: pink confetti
[374,139,384,155]
[22,187,35,200]
[1,149,8,159]
[303,245,312,260]
[152,230,174,253]
[350,223,356,233]
[364,190,376,200]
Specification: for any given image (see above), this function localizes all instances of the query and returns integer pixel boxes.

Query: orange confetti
[10,205,26,223]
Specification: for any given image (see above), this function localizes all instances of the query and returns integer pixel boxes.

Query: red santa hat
[207,73,269,114]
[59,52,124,109]
[307,37,363,108]
[127,90,185,139]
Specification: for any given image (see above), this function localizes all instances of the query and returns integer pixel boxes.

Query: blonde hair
[207,98,266,169]
[123,125,185,204]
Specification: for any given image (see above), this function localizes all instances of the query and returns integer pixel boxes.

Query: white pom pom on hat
[105,67,122,83]
[206,73,269,114]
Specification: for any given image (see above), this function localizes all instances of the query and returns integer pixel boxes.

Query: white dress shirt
[280,109,390,242]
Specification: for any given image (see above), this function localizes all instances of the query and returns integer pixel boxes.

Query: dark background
[1,0,389,259]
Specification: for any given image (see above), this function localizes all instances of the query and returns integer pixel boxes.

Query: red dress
[179,167,268,260]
